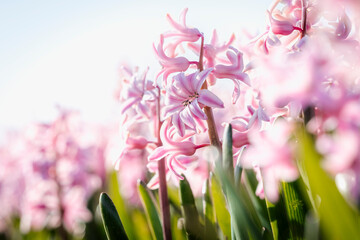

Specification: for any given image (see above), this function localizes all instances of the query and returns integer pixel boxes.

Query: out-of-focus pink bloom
[154,35,195,85]
[117,150,148,204]
[62,187,92,235]
[114,64,135,100]
[316,128,359,175]
[254,165,265,199]
[230,119,249,148]
[20,181,60,232]
[242,120,298,202]
[213,47,250,104]
[255,44,315,109]
[163,68,224,136]
[114,133,150,170]
[268,10,302,35]
[246,103,270,130]
[0,133,27,232]
[119,68,157,119]
[4,109,110,235]
[334,12,352,39]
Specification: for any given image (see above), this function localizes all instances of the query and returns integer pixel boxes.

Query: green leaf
[304,211,319,240]
[281,181,305,239]
[210,173,231,239]
[297,128,360,240]
[202,179,214,225]
[108,171,136,239]
[243,169,271,232]
[138,180,164,240]
[222,123,234,181]
[220,124,263,239]
[171,214,187,240]
[168,186,182,215]
[265,195,290,240]
[99,192,129,240]
[215,163,262,240]
[179,175,210,240]
[202,179,218,239]
[234,147,244,188]
[131,209,152,240]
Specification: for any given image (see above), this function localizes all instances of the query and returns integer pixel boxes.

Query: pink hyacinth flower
[119,68,157,119]
[229,119,250,148]
[242,120,298,202]
[148,118,208,162]
[213,46,250,104]
[246,103,270,130]
[163,8,203,43]
[146,155,198,189]
[188,29,235,85]
[148,119,209,180]
[268,10,302,36]
[163,68,224,136]
[154,35,194,86]
[114,133,149,170]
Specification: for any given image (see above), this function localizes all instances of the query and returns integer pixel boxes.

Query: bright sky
[0,0,269,139]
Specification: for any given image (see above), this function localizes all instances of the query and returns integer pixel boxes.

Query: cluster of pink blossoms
[116,8,251,194]
[0,109,110,235]
[116,0,360,205]
[245,0,360,203]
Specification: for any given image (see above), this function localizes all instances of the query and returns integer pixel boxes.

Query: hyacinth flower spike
[163,68,224,136]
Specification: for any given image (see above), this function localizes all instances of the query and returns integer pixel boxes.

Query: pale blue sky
[0,0,270,139]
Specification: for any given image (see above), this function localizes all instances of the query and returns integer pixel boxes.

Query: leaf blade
[138,180,164,240]
[99,192,129,240]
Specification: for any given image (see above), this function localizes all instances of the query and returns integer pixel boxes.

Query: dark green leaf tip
[99,192,129,240]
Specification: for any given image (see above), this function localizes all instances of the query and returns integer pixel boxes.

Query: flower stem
[198,35,221,148]
[301,0,307,38]
[156,87,172,240]
[158,158,172,240]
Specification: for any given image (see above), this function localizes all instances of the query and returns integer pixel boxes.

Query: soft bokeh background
[0,0,269,142]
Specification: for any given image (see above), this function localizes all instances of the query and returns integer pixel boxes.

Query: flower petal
[147,174,160,189]
[163,104,184,119]
[180,107,197,130]
[195,68,213,91]
[120,97,140,114]
[232,79,241,104]
[172,113,186,137]
[136,102,150,119]
[148,146,171,161]
[198,89,224,108]
[188,99,207,120]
